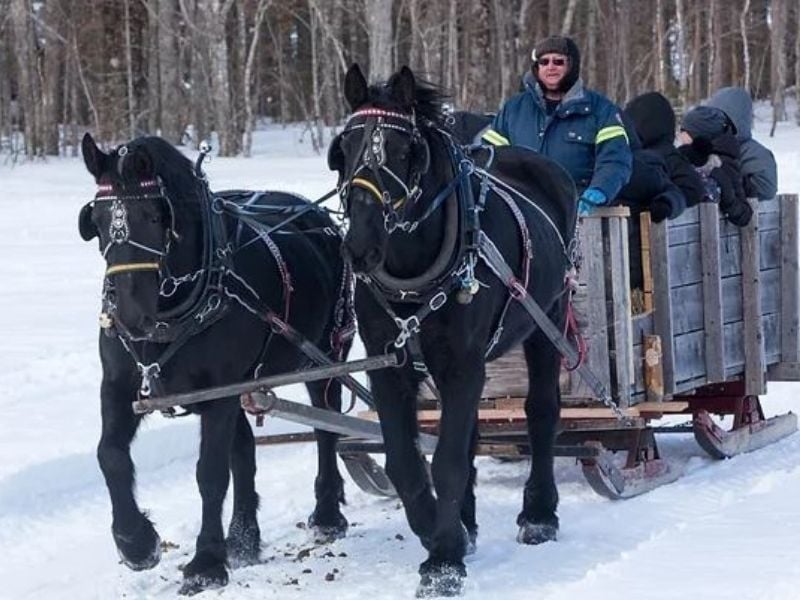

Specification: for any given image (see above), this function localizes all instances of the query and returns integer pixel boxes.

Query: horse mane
[125,136,200,205]
[367,75,450,128]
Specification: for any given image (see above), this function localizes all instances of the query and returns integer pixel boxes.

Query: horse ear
[389,66,416,109]
[327,134,344,172]
[82,133,107,179]
[78,202,97,241]
[344,64,368,110]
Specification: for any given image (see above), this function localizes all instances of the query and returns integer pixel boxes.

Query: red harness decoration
[561,284,587,371]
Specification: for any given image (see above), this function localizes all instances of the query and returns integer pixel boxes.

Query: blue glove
[578,188,607,216]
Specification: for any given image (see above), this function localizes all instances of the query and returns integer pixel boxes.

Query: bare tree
[366,0,393,80]
[769,0,788,135]
[741,0,752,91]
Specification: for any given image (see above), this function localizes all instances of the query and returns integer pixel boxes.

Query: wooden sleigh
[397,195,800,499]
[244,195,799,500]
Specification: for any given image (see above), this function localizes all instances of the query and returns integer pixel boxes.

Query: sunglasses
[538,57,567,67]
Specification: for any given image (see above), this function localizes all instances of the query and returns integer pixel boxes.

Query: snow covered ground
[0,112,799,600]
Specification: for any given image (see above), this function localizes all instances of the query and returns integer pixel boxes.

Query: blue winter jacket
[483,73,632,201]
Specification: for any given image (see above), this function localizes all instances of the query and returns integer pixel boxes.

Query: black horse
[79,134,352,595]
[328,65,576,596]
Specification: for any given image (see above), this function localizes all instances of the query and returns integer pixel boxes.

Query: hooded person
[481,35,632,216]
[706,86,778,200]
[616,115,687,290]
[616,113,686,223]
[680,105,753,227]
[624,92,707,208]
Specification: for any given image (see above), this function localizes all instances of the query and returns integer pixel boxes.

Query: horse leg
[97,379,161,571]
[180,399,238,595]
[226,409,261,567]
[417,355,484,597]
[517,321,562,545]
[459,423,479,555]
[305,377,348,542]
[372,369,437,547]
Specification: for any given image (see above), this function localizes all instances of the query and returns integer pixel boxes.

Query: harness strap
[106,262,160,276]
[476,230,628,421]
[221,272,376,410]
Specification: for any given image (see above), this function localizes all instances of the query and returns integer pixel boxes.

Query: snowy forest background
[2,0,800,159]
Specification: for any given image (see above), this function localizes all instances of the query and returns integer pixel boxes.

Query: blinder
[79,202,97,241]
[327,133,344,172]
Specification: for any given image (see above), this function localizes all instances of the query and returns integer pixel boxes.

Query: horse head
[331,64,445,276]
[79,133,205,340]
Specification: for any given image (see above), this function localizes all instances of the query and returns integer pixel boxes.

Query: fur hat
[531,35,581,93]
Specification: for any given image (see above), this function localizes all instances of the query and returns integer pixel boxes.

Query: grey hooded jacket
[706,87,778,200]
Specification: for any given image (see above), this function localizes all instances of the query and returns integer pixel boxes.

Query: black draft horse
[328,65,576,596]
[79,134,352,594]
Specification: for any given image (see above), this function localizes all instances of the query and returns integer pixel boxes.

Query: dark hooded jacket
[706,87,778,200]
[624,92,707,208]
[616,113,686,222]
[680,106,752,227]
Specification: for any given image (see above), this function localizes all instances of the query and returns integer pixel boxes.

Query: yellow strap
[106,262,160,276]
[352,177,406,209]
[351,177,384,203]
[481,129,510,146]
[595,125,628,145]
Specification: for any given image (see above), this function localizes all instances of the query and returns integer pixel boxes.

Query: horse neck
[169,193,206,275]
[383,132,454,278]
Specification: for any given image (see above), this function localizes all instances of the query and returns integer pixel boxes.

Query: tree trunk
[675,0,689,110]
[157,0,183,143]
[242,0,269,157]
[741,0,751,91]
[11,0,44,157]
[769,0,787,133]
[655,0,667,93]
[366,0,393,80]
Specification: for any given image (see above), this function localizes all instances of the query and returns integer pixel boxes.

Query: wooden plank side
[606,216,633,406]
[670,204,701,226]
[700,202,725,382]
[639,212,654,312]
[668,223,700,247]
[668,242,703,287]
[780,194,800,364]
[720,230,743,278]
[568,218,611,400]
[650,219,675,393]
[741,198,766,395]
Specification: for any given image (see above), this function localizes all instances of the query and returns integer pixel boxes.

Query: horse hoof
[179,554,228,596]
[416,561,466,598]
[308,512,348,543]
[516,521,558,545]
[178,571,228,596]
[113,518,162,571]
[226,521,261,568]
